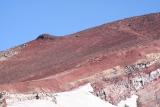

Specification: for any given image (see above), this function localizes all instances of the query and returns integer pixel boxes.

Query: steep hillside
[0,12,160,107]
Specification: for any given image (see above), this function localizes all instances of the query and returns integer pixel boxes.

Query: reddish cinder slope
[0,13,160,106]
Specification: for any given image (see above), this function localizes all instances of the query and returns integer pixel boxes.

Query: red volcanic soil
[0,12,160,106]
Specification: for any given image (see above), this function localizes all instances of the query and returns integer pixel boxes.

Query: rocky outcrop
[88,53,160,106]
[0,93,7,107]
[0,50,17,61]
[36,34,58,40]
[0,42,28,62]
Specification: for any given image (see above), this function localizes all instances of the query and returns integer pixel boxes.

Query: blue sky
[0,0,160,51]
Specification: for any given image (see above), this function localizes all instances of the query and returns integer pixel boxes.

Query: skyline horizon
[0,1,160,51]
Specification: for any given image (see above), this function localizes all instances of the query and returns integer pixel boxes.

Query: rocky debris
[0,93,7,107]
[0,50,18,61]
[95,89,106,101]
[5,92,57,105]
[94,53,160,102]
[0,43,28,62]
[36,34,57,40]
[94,68,160,104]
[125,53,160,74]
[95,80,131,104]
[70,54,160,105]
[125,63,149,73]
[132,69,160,90]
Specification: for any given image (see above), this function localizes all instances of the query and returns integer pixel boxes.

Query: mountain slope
[0,12,160,107]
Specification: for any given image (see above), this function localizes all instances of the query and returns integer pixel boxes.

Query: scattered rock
[130,68,160,91]
[125,62,149,73]
[0,93,7,107]
[0,50,18,62]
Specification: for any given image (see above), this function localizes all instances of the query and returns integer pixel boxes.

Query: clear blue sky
[0,0,160,51]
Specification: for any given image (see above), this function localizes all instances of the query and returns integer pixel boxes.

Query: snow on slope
[7,83,138,107]
[7,100,61,107]
[118,95,138,107]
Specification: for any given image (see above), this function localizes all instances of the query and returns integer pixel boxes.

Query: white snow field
[7,100,61,107]
[7,83,138,107]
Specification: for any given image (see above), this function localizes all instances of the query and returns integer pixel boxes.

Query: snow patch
[118,95,138,107]
[8,100,60,107]
[7,83,138,107]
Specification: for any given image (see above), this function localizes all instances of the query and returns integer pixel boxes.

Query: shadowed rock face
[0,12,160,107]
[36,34,58,40]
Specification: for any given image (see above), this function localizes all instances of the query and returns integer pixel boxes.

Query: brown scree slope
[0,13,160,106]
